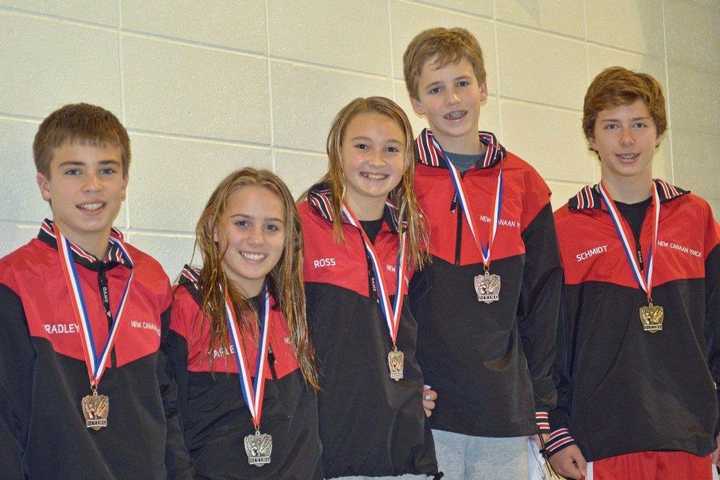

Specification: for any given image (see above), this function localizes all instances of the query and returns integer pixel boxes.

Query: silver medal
[474,271,501,304]
[244,430,272,467]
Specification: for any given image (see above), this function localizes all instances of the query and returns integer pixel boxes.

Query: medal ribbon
[224,287,271,430]
[54,225,133,388]
[598,182,660,303]
[342,204,407,346]
[430,136,503,270]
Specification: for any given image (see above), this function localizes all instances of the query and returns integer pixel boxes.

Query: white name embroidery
[657,240,702,258]
[313,257,336,268]
[130,320,161,337]
[386,264,396,273]
[209,345,235,359]
[576,245,608,262]
[479,215,520,229]
[44,323,79,334]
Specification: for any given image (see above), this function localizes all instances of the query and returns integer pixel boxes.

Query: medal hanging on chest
[387,346,405,382]
[343,205,408,381]
[432,135,504,304]
[81,387,110,430]
[225,288,273,466]
[244,430,272,466]
[474,269,502,304]
[599,183,664,333]
[639,302,664,332]
[54,225,134,430]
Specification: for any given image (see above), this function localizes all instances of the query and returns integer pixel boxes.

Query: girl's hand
[422,385,437,417]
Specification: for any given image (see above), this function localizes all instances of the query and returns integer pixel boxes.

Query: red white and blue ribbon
[342,204,407,347]
[54,225,133,388]
[598,182,661,303]
[225,287,271,430]
[431,135,503,270]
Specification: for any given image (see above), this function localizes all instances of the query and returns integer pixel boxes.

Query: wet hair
[194,167,317,388]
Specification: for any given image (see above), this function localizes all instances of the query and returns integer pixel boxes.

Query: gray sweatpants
[339,475,431,479]
[432,429,528,480]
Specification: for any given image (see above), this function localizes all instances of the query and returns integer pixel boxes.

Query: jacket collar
[178,264,277,312]
[415,128,506,169]
[178,264,202,304]
[306,182,402,233]
[38,218,133,271]
[569,179,689,211]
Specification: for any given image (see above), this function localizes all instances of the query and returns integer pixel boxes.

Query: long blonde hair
[321,96,428,270]
[194,167,318,388]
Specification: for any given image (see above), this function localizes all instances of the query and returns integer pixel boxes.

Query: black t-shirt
[361,219,384,244]
[617,197,652,268]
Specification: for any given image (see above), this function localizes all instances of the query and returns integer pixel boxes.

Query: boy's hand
[549,444,587,479]
[422,386,437,417]
[712,433,720,465]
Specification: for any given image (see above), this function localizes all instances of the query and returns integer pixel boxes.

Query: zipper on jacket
[454,207,463,265]
[453,170,466,265]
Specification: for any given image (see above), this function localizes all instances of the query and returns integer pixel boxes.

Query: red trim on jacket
[2,238,169,366]
[549,182,720,461]
[560,181,711,289]
[170,266,300,379]
[411,132,561,436]
[414,151,550,265]
[300,190,409,299]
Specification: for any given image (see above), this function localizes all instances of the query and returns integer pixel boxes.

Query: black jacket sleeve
[702,210,720,436]
[517,203,562,432]
[0,284,34,479]
[159,307,195,479]
[545,287,579,456]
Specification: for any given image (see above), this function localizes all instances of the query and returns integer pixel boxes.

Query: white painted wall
[1,0,718,278]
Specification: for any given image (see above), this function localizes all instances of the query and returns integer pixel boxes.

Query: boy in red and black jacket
[403,27,562,478]
[0,103,192,479]
[546,67,720,480]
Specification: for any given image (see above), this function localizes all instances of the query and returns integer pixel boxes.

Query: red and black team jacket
[0,219,192,480]
[299,184,439,478]
[165,265,322,479]
[410,129,562,437]
[546,181,720,462]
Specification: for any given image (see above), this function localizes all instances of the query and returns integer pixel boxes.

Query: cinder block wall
[1,0,718,278]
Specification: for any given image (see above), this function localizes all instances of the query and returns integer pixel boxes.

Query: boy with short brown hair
[0,103,192,479]
[547,66,720,480]
[404,27,562,479]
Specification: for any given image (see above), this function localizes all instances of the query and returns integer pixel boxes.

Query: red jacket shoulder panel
[414,152,552,265]
[503,152,552,230]
[0,239,169,366]
[170,284,300,379]
[556,194,710,287]
[299,200,408,298]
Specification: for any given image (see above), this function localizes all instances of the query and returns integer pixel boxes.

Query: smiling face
[36,141,127,258]
[216,185,286,297]
[591,99,659,188]
[340,112,407,220]
[411,56,487,154]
